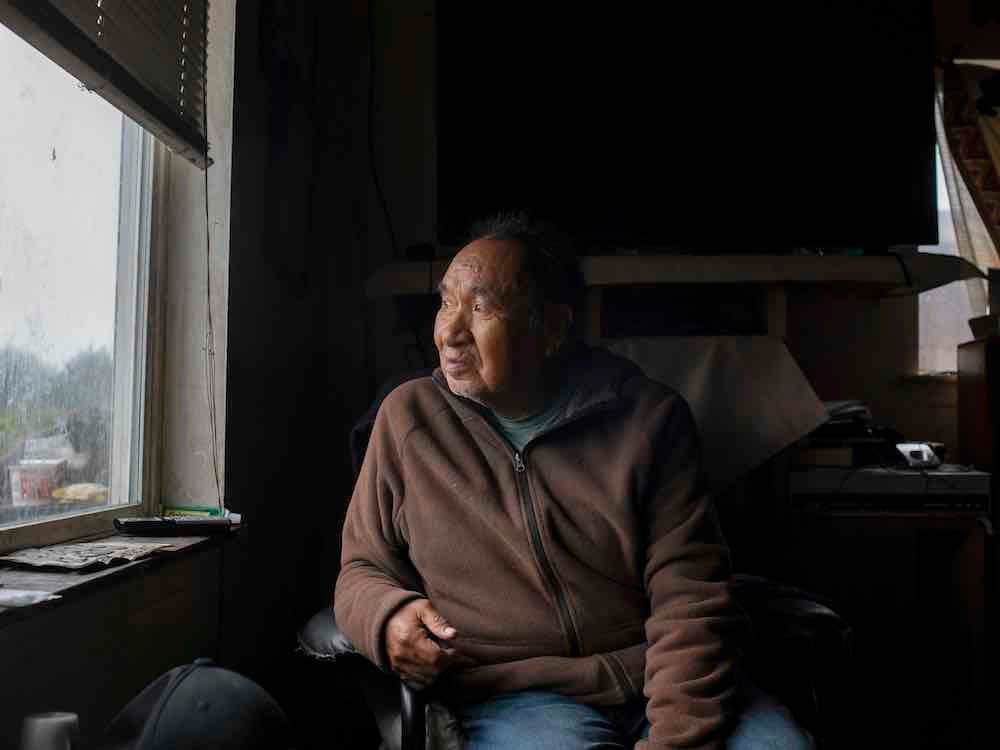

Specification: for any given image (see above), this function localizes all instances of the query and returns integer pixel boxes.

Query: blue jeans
[456,682,813,750]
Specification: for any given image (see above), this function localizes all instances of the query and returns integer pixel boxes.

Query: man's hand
[385,599,470,689]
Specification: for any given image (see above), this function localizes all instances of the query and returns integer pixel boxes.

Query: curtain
[939,64,1000,315]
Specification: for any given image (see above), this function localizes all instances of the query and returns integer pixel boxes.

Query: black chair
[301,373,853,749]
[299,575,851,750]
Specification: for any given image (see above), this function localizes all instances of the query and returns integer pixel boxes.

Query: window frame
[0,127,170,555]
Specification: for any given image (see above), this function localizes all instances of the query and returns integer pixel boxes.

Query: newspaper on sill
[0,588,62,607]
[0,540,173,571]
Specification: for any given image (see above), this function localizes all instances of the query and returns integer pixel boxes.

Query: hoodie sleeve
[636,395,746,750]
[335,405,425,671]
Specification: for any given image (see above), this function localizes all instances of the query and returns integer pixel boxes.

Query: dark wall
[222,0,945,622]
[221,4,959,747]
[221,1,939,660]
[224,1,380,744]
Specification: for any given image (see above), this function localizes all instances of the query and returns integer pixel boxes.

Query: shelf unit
[365,253,984,339]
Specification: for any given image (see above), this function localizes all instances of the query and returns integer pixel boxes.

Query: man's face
[433,238,547,417]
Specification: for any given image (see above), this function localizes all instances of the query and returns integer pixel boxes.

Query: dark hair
[467,211,584,327]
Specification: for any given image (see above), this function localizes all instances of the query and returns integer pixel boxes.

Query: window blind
[0,0,210,168]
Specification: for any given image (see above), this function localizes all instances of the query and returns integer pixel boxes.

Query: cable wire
[202,1,223,512]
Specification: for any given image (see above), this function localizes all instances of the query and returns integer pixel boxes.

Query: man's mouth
[442,355,473,374]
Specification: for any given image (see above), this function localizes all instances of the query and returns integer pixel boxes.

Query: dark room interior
[1,1,1000,749]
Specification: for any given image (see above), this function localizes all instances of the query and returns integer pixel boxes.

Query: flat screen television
[436,2,937,251]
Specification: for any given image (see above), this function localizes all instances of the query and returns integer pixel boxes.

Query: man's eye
[473,302,482,313]
[440,298,452,309]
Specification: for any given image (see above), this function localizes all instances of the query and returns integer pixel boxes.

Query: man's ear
[544,303,574,357]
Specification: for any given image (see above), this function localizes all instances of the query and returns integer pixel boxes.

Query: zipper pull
[514,453,526,473]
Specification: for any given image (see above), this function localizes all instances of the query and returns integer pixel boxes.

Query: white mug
[19,712,79,750]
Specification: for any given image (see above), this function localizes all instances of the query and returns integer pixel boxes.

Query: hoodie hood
[431,344,645,431]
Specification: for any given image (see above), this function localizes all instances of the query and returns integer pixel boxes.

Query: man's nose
[438,307,473,345]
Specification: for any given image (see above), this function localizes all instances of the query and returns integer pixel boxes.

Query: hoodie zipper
[431,371,623,658]
[514,450,583,657]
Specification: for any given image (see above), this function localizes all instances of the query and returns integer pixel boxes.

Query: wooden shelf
[365,252,984,299]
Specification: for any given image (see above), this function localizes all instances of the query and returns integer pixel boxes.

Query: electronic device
[896,442,942,469]
[436,2,935,250]
[959,335,1000,520]
[959,336,1000,474]
[790,466,991,513]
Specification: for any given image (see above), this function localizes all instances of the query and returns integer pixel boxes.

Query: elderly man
[335,215,811,749]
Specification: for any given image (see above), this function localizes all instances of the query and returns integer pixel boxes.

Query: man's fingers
[417,603,457,640]
[396,659,437,681]
[396,650,447,687]
[396,633,448,668]
[411,630,453,668]
[392,636,475,689]
[401,634,472,671]
[385,599,466,681]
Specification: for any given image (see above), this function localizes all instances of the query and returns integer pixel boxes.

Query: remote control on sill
[114,516,234,536]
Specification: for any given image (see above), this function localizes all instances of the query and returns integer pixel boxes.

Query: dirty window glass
[0,23,148,528]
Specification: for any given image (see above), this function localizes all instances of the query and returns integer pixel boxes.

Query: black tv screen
[436,2,936,251]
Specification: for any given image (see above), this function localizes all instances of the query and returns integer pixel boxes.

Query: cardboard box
[970,313,999,340]
[9,459,67,505]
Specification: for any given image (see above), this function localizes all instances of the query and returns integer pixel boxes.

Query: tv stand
[366,253,984,339]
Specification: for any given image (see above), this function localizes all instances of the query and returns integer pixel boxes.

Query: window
[919,65,1000,373]
[918,147,984,373]
[0,23,156,540]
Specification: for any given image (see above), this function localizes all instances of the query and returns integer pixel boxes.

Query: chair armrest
[296,607,428,750]
[296,606,361,662]
[732,573,853,738]
[400,682,426,750]
[732,574,853,655]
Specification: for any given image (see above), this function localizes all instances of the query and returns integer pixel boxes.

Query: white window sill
[0,532,232,626]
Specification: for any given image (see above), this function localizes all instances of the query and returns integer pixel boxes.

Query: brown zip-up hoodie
[335,348,746,749]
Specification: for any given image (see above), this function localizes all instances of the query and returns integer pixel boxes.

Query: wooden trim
[762,285,787,338]
[143,142,172,513]
[583,288,603,344]
[367,259,449,298]
[365,253,985,299]
[898,372,960,384]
